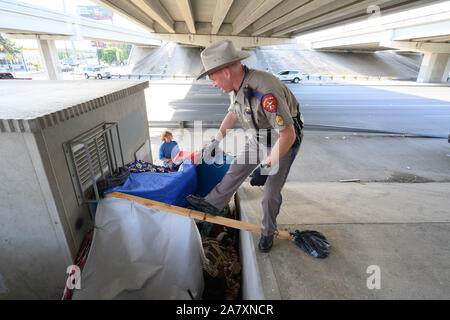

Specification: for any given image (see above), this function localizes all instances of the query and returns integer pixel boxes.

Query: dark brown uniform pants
[205,134,302,236]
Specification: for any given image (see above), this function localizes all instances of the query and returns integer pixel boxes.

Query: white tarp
[72,197,207,299]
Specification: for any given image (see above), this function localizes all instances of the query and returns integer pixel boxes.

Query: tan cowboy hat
[196,40,252,80]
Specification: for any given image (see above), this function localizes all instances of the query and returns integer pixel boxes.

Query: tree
[58,50,73,60]
[0,34,22,70]
[101,47,124,65]
[117,44,132,61]
[97,48,104,65]
[0,34,21,57]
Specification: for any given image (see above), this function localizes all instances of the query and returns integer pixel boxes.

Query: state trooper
[187,40,304,253]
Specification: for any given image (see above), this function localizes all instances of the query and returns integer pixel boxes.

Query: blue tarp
[196,154,234,197]
[105,161,197,208]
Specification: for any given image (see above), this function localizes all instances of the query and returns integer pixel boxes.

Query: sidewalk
[236,132,450,299]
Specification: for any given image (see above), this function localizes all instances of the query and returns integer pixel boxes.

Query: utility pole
[21,52,28,72]
[61,0,78,63]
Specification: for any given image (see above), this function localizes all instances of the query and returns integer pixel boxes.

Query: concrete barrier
[110,73,401,82]
[300,74,399,81]
[114,73,195,80]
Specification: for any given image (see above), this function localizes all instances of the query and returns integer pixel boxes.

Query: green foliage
[117,44,132,60]
[100,47,125,65]
[0,34,22,57]
[58,51,72,60]
[97,48,104,61]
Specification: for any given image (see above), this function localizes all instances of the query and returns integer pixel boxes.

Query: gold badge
[276,115,284,126]
[245,106,252,114]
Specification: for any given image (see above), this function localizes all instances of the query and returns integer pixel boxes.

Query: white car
[275,70,303,83]
[83,66,111,79]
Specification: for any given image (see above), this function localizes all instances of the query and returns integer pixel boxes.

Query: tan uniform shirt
[228,68,302,132]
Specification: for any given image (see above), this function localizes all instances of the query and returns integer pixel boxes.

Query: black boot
[186,195,221,216]
[258,234,274,253]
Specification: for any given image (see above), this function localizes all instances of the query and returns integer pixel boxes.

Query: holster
[292,116,303,148]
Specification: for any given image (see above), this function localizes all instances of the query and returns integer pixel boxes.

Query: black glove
[202,138,220,159]
[249,164,270,186]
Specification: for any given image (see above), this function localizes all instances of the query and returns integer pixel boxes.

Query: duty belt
[293,113,303,147]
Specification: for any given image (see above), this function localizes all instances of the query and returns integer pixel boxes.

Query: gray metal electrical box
[0,80,151,299]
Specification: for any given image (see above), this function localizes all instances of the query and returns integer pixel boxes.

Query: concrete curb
[148,121,449,139]
[236,189,282,300]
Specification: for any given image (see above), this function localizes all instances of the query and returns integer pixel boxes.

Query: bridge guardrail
[112,73,195,80]
[71,72,447,82]
[301,74,397,81]
[107,73,409,82]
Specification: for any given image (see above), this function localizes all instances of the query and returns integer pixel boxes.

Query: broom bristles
[290,230,331,259]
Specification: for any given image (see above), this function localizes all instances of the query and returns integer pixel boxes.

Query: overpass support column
[128,46,153,67]
[37,39,62,80]
[417,53,450,83]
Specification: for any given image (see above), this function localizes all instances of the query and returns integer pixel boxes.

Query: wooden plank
[106,192,293,240]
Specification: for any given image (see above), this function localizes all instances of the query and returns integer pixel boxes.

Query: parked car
[83,66,111,79]
[0,72,32,80]
[0,72,14,79]
[275,70,303,83]
[61,64,74,72]
[66,58,80,67]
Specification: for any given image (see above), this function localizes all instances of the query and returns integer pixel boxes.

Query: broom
[106,192,330,258]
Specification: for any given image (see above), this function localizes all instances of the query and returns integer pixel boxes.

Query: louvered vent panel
[64,122,124,205]
[73,137,109,189]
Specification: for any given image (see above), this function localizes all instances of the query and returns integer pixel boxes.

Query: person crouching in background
[159,130,180,166]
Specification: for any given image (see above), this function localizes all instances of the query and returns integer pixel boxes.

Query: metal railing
[67,70,449,82]
[106,73,413,82]
[113,73,195,80]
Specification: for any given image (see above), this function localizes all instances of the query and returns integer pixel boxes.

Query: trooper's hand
[260,158,271,169]
[259,160,272,176]
[202,138,220,159]
[260,163,270,169]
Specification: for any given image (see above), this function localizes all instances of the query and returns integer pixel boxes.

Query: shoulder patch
[262,94,277,113]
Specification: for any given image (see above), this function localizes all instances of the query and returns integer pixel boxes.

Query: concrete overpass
[0,0,161,79]
[308,2,450,82]
[2,0,446,81]
[93,0,440,49]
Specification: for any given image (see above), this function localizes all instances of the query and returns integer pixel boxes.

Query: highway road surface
[145,81,450,137]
